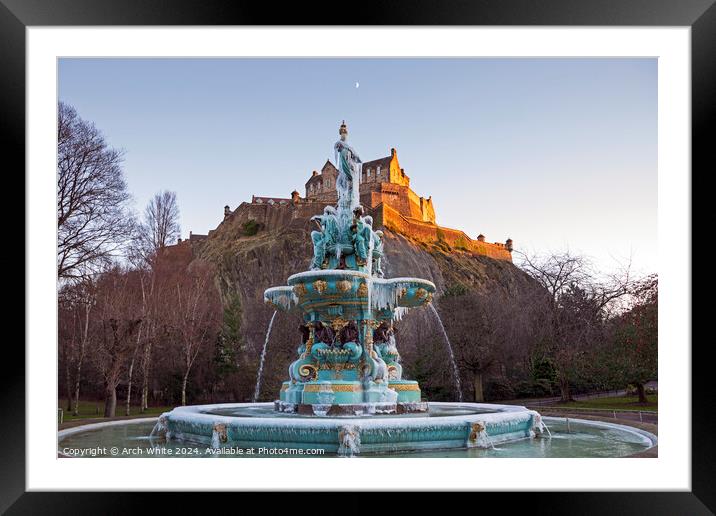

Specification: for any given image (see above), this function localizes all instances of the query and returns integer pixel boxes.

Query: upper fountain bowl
[262,270,437,321]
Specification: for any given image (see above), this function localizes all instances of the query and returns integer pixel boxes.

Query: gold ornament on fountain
[336,280,352,293]
[313,279,328,294]
[298,364,318,381]
[468,422,485,444]
[303,334,314,356]
[357,282,369,297]
[293,283,307,297]
[330,318,348,331]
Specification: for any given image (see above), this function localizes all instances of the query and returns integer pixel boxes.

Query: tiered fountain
[152,122,550,455]
[266,122,435,415]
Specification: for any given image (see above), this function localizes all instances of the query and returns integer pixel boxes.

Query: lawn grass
[57,399,174,421]
[551,394,658,412]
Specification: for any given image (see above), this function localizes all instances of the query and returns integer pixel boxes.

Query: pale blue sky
[58,58,657,275]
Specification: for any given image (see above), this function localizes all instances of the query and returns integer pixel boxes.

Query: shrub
[444,283,469,298]
[242,219,259,236]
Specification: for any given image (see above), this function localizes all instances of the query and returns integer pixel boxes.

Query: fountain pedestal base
[275,400,429,416]
[278,378,427,416]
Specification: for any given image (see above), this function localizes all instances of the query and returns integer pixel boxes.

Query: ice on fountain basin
[150,414,168,440]
[370,277,437,310]
[531,413,552,438]
[168,402,539,431]
[338,425,361,457]
[393,307,408,321]
[312,404,332,417]
[264,287,298,311]
[275,401,297,413]
[399,401,429,412]
[160,402,544,451]
[287,269,369,282]
[370,281,409,310]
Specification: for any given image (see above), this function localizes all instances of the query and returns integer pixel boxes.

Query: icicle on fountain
[153,122,549,455]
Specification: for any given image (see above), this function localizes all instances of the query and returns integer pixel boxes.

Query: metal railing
[528,405,657,424]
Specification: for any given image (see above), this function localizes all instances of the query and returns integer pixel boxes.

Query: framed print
[4,0,712,512]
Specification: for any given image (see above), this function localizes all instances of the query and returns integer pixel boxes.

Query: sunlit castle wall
[374,203,513,261]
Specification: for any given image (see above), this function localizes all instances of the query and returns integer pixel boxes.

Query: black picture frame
[3,0,710,512]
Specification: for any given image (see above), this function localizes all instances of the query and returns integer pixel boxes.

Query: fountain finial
[339,120,348,136]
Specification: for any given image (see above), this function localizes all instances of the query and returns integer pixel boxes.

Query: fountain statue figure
[334,120,362,212]
[310,206,339,270]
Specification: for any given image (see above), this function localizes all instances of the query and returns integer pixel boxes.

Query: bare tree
[58,293,77,411]
[167,261,221,405]
[57,102,135,280]
[516,250,632,402]
[93,268,142,417]
[144,190,181,252]
[59,277,97,415]
[124,271,151,415]
[436,289,538,402]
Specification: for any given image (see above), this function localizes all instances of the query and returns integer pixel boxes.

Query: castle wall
[389,158,410,187]
[220,200,329,233]
[376,203,512,261]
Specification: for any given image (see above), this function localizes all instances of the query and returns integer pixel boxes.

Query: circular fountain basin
[156,402,538,454]
[57,406,656,458]
[58,402,656,458]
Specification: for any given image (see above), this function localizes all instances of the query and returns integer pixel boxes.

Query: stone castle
[180,147,513,262]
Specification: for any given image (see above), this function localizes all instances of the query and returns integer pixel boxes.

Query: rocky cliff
[194,201,538,400]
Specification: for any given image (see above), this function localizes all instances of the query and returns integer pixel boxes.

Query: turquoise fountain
[153,122,551,455]
[268,120,436,414]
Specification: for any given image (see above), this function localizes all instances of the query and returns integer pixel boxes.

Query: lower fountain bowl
[152,402,549,455]
[58,405,658,458]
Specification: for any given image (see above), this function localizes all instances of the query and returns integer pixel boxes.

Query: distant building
[304,148,435,224]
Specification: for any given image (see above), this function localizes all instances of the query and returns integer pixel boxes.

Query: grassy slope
[553,395,658,412]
